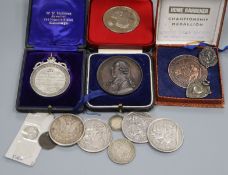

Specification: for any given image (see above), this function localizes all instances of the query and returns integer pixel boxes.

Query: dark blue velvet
[28,0,85,50]
[88,54,152,106]
[17,50,85,109]
[157,47,222,99]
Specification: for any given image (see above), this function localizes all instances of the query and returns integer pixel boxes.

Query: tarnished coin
[108,138,135,164]
[103,6,140,33]
[147,118,184,153]
[122,112,153,143]
[186,80,211,98]
[38,132,56,150]
[199,46,218,68]
[78,119,112,152]
[49,114,84,146]
[108,114,123,131]
[168,55,208,88]
[30,55,70,97]
[97,56,143,95]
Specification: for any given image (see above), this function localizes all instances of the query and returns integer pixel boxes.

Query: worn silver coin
[78,119,112,153]
[168,55,208,88]
[199,46,218,68]
[103,6,140,33]
[30,55,70,97]
[108,138,135,164]
[97,56,143,96]
[108,114,123,131]
[186,80,211,98]
[49,114,84,146]
[38,132,56,150]
[122,112,153,143]
[147,118,184,153]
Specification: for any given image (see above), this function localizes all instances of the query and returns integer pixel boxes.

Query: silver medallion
[78,119,112,153]
[103,6,140,33]
[199,46,218,68]
[30,54,70,97]
[108,138,135,164]
[49,114,84,146]
[122,112,153,143]
[108,114,123,131]
[147,118,184,153]
[186,80,211,99]
[168,55,208,88]
[97,56,143,96]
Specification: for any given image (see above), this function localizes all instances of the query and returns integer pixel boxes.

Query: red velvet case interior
[88,0,154,47]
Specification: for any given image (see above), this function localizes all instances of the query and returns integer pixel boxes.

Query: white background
[0,0,228,174]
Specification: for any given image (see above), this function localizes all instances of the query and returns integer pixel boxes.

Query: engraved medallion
[186,80,211,99]
[199,46,218,68]
[103,6,140,33]
[108,114,123,131]
[38,132,56,150]
[108,138,135,164]
[30,54,70,97]
[78,119,112,152]
[147,118,184,153]
[49,114,84,146]
[168,55,208,88]
[97,56,143,96]
[122,112,153,143]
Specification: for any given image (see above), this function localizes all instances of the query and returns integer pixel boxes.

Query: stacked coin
[168,47,217,99]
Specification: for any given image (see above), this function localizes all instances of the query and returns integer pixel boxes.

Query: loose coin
[38,132,56,150]
[30,55,70,97]
[108,138,135,164]
[168,55,208,88]
[122,112,153,143]
[103,6,140,33]
[199,46,218,68]
[147,118,184,153]
[97,56,143,95]
[78,119,112,153]
[49,114,84,146]
[186,80,211,98]
[108,114,123,131]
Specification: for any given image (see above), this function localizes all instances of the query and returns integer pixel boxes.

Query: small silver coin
[147,118,184,153]
[103,6,140,33]
[122,112,153,143]
[108,138,135,164]
[97,56,143,96]
[49,114,84,146]
[186,80,211,98]
[78,119,112,153]
[38,132,56,150]
[30,55,70,97]
[21,125,39,140]
[168,55,208,88]
[199,46,218,68]
[108,114,123,131]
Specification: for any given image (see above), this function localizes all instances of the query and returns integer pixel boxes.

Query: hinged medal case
[16,0,87,113]
[86,0,154,111]
[154,0,227,107]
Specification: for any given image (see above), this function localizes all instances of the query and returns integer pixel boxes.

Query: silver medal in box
[30,54,70,97]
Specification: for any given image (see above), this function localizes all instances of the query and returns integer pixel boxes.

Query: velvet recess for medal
[88,0,154,47]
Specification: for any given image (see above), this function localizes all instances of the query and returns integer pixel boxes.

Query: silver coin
[103,6,140,33]
[186,80,211,98]
[21,125,39,140]
[108,114,123,131]
[49,114,84,146]
[30,55,70,97]
[199,46,218,68]
[168,55,208,88]
[38,132,56,150]
[108,138,135,164]
[97,56,143,96]
[122,112,153,143]
[78,119,112,153]
[147,118,184,153]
